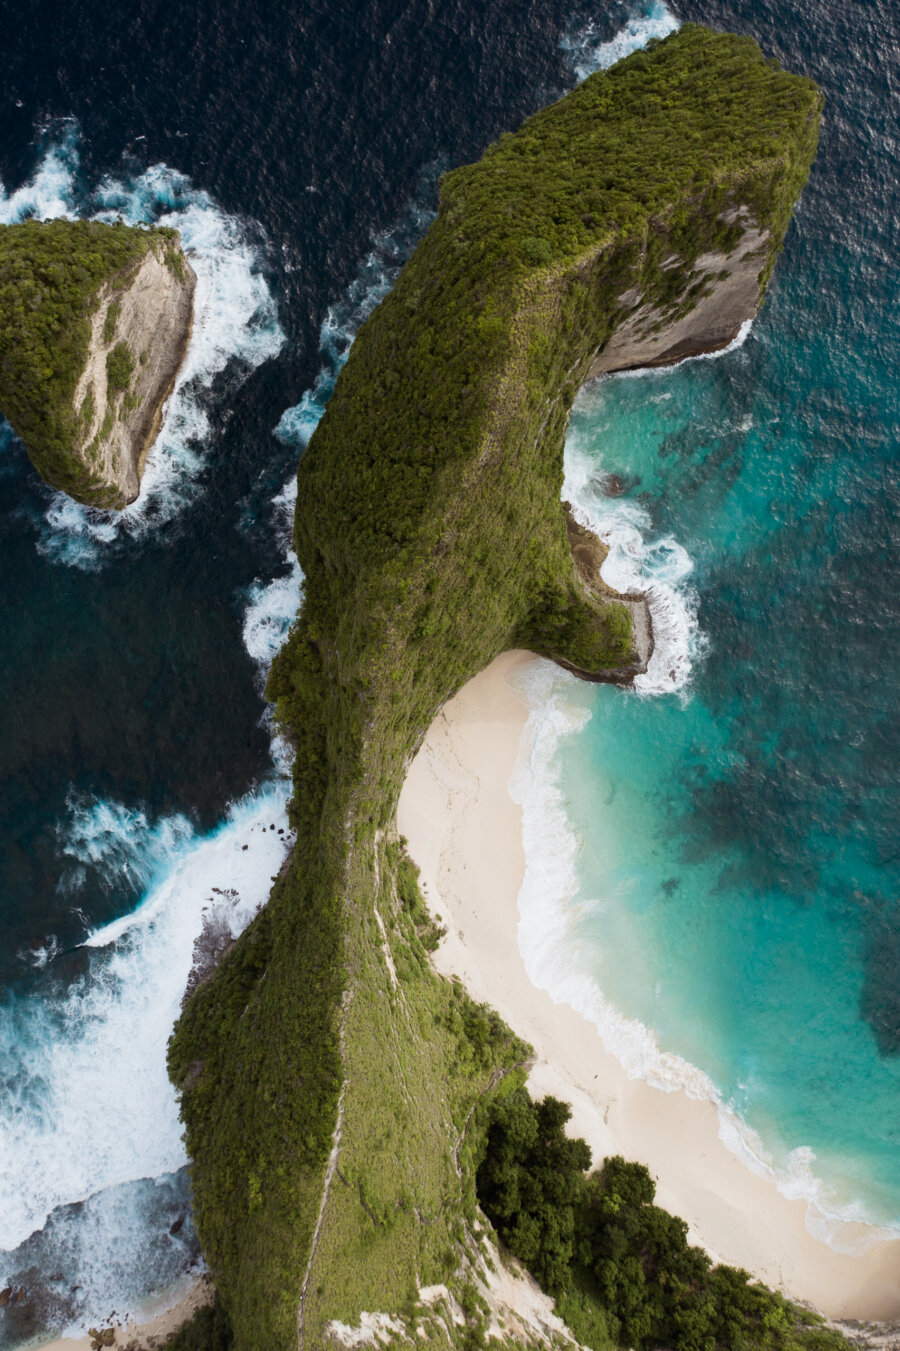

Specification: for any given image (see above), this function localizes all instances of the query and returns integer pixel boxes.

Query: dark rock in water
[170,1215,185,1235]
[594,470,640,497]
[0,1287,12,1306]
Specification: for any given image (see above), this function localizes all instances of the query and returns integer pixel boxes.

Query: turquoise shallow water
[543,209,900,1228]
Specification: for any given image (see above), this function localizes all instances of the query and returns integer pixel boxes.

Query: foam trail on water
[562,324,755,698]
[518,2,900,1257]
[0,126,284,570]
[241,473,304,775]
[611,318,755,380]
[509,657,900,1256]
[243,478,302,677]
[56,794,195,899]
[560,0,680,82]
[1,162,442,1278]
[0,404,299,1337]
[0,121,80,222]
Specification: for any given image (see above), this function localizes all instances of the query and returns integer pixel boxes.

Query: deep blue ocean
[0,0,897,1342]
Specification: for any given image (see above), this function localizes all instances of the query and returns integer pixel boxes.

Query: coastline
[397,650,900,1323]
[36,1275,211,1351]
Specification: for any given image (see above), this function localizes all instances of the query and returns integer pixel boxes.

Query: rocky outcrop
[0,218,195,509]
[563,504,654,681]
[72,237,196,506]
[592,207,770,374]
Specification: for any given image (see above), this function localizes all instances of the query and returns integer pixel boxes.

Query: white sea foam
[0,127,284,570]
[563,418,703,696]
[520,3,900,1250]
[241,472,304,775]
[0,580,298,1323]
[0,261,296,1324]
[242,478,303,676]
[610,318,755,380]
[0,177,439,1272]
[0,121,79,222]
[560,0,680,83]
[0,788,290,1255]
[0,425,304,1260]
[562,323,756,695]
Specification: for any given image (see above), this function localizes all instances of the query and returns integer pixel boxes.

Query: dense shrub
[478,1090,851,1351]
[163,1301,233,1351]
[106,339,135,392]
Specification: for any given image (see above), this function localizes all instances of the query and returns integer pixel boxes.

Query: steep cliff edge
[169,27,821,1350]
[0,218,195,507]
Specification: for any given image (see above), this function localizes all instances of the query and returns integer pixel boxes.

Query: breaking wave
[0,391,299,1338]
[560,0,680,83]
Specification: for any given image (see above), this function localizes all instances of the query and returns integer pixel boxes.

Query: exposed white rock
[72,234,195,505]
[592,212,770,374]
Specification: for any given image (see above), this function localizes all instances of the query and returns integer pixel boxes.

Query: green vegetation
[106,339,135,392]
[478,1091,852,1351]
[103,299,120,344]
[163,1301,234,1351]
[0,218,179,505]
[169,26,821,1350]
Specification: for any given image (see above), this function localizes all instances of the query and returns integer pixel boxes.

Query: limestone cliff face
[72,237,196,507]
[591,206,771,375]
[0,218,195,510]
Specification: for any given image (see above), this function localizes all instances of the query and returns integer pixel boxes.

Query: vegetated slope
[477,1090,851,1351]
[169,26,821,1351]
[0,218,194,507]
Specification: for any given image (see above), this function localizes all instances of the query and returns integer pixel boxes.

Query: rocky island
[0,218,195,508]
[167,26,822,1350]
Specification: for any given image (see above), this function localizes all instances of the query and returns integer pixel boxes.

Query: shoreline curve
[397,650,900,1323]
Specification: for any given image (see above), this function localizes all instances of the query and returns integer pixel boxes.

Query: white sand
[397,650,900,1322]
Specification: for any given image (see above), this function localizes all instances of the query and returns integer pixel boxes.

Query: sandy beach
[397,650,900,1323]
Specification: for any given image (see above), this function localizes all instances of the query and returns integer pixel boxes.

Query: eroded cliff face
[0,219,196,509]
[72,238,196,507]
[592,207,769,375]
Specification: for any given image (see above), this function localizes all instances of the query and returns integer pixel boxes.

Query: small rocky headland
[0,218,195,508]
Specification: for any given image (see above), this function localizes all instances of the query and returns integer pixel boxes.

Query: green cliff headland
[0,218,195,508]
[169,26,822,1349]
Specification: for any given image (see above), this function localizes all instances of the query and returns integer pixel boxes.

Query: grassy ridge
[0,217,178,503]
[169,27,821,1349]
